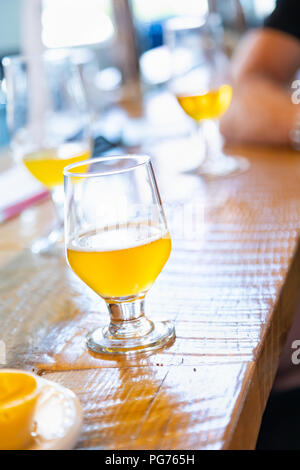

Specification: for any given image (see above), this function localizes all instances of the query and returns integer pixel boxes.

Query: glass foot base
[30,228,64,256]
[188,155,249,179]
[87,320,175,355]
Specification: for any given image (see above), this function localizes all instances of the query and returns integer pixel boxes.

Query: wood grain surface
[1,143,300,449]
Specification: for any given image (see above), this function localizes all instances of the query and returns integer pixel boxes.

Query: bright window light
[133,0,208,22]
[42,0,114,48]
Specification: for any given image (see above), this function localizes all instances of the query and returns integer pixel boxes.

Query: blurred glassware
[207,0,246,32]
[164,16,248,178]
[2,50,92,255]
[206,0,246,55]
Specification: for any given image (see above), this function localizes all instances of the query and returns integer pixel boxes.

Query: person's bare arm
[220,28,300,145]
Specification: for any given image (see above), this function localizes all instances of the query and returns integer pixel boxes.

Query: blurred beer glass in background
[3,51,92,254]
[164,15,248,178]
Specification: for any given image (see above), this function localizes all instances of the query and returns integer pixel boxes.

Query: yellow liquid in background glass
[23,144,91,189]
[176,84,232,122]
[67,224,171,300]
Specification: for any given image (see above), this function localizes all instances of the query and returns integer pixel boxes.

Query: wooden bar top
[0,143,300,449]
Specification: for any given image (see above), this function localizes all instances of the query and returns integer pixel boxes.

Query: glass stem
[197,119,223,165]
[106,298,154,339]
